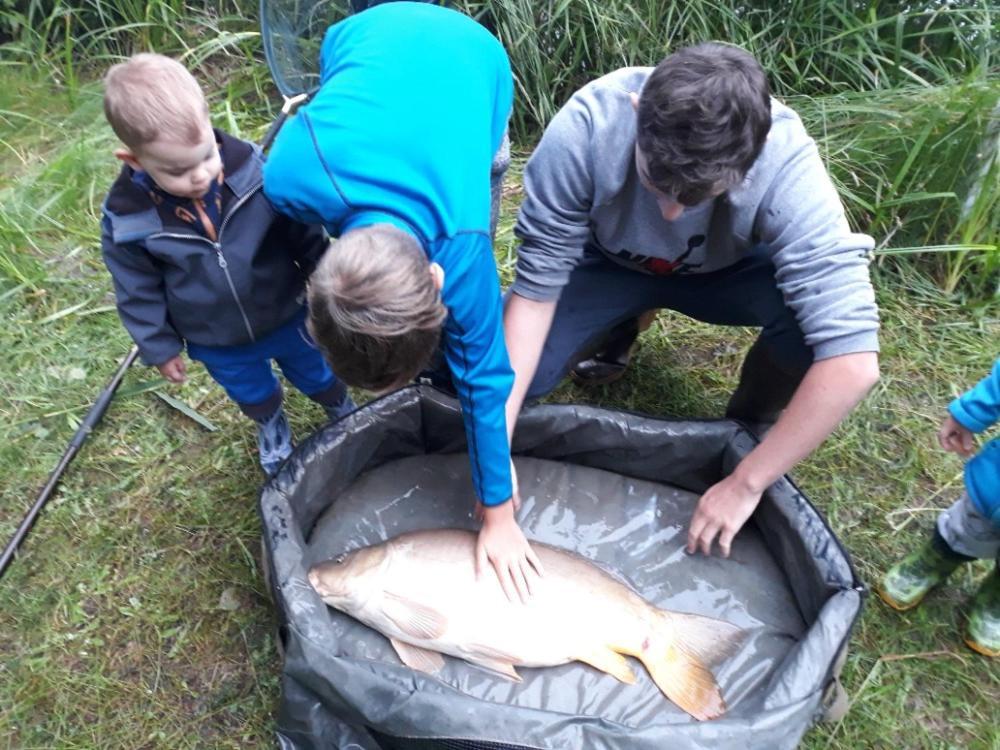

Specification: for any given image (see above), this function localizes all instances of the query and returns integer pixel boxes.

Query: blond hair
[103,53,208,150]
[308,225,448,392]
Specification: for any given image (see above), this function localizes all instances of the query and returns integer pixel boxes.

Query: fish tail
[624,610,741,721]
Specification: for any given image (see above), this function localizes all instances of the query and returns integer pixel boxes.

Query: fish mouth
[307,567,326,596]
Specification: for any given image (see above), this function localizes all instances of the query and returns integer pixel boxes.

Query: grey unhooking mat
[260,386,864,750]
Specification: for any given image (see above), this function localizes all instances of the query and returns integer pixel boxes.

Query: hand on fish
[475,496,544,603]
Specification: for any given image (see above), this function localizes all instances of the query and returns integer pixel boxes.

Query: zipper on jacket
[215,185,261,342]
[213,245,255,342]
[146,184,263,343]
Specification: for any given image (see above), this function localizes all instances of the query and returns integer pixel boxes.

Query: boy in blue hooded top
[263,2,542,600]
[879,357,1000,656]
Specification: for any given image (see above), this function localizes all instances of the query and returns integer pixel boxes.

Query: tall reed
[1,0,996,296]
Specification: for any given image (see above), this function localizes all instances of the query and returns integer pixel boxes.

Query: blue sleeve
[437,234,514,507]
[949,358,1000,433]
[100,218,183,366]
[262,112,349,232]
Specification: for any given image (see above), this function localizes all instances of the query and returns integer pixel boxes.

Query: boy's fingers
[962,432,974,454]
[519,561,536,598]
[475,542,487,579]
[510,563,530,604]
[494,560,517,603]
[686,515,707,554]
[526,546,544,577]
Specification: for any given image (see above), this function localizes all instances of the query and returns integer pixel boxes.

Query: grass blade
[153,391,219,432]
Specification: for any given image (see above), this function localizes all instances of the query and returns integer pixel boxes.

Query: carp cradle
[261,386,863,749]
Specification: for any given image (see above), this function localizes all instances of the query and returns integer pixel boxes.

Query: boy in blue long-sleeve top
[263,2,541,600]
[878,357,1000,656]
[100,53,355,476]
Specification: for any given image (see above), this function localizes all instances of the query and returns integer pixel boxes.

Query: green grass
[459,0,997,135]
[1,68,999,749]
[3,0,997,298]
[0,0,1000,750]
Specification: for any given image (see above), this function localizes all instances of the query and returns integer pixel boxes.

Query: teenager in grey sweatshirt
[503,44,880,559]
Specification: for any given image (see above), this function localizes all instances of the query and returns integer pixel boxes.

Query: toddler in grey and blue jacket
[100,53,353,476]
[878,357,1000,657]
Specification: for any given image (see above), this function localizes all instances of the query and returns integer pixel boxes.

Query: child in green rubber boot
[878,357,1000,657]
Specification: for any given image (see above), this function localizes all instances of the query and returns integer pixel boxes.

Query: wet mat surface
[306,453,806,726]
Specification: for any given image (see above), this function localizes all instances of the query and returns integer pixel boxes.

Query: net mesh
[259,1,456,96]
[259,0,351,96]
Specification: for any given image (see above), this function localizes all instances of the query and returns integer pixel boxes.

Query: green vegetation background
[1,1,997,747]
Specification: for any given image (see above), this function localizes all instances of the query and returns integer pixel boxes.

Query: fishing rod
[0,65,315,580]
[0,346,140,579]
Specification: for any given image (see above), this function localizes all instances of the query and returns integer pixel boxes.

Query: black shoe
[571,317,641,386]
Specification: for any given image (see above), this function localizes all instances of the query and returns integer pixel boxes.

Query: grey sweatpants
[938,490,1000,561]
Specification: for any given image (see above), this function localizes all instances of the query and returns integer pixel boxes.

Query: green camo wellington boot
[877,538,966,611]
[965,566,1000,657]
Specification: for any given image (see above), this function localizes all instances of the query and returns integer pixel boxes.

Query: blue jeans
[527,250,813,420]
[187,307,340,417]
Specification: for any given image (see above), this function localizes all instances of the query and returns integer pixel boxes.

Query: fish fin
[576,647,637,684]
[464,644,522,682]
[645,643,726,721]
[665,611,744,667]
[626,611,741,721]
[389,638,446,674]
[464,655,522,682]
[380,591,449,640]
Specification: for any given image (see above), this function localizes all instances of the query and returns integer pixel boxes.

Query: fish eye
[334,552,347,564]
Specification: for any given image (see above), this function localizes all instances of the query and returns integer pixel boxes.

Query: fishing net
[261,386,862,750]
[259,0,450,96]
[259,0,350,96]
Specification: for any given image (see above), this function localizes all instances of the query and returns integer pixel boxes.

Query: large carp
[308,528,741,720]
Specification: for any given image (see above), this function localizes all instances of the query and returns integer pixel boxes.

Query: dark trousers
[527,250,814,422]
[187,307,344,420]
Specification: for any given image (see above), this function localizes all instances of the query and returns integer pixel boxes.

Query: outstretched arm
[687,107,881,557]
[502,293,558,443]
[470,292,559,603]
[437,236,543,602]
[687,351,879,557]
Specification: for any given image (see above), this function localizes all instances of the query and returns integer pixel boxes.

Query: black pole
[0,346,140,579]
[0,95,304,581]
[260,93,310,153]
